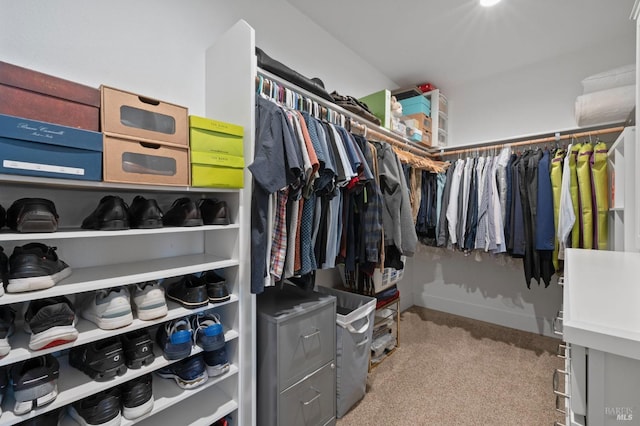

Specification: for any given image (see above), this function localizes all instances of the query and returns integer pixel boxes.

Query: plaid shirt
[269,188,289,281]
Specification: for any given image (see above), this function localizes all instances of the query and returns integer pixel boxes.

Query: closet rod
[440,126,625,157]
[256,68,437,157]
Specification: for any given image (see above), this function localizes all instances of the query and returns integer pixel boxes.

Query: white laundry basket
[316,286,376,418]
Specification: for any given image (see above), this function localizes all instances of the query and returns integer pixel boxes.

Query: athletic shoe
[68,387,121,426]
[191,312,225,352]
[121,329,155,369]
[201,270,231,303]
[0,245,7,297]
[129,195,163,229]
[24,296,78,350]
[156,353,208,389]
[162,197,203,227]
[6,198,59,233]
[7,243,71,293]
[156,318,193,360]
[121,373,154,420]
[198,198,230,225]
[212,416,230,426]
[10,354,59,415]
[82,287,134,330]
[132,281,168,321]
[166,274,208,309]
[203,346,230,377]
[0,204,5,229]
[81,195,130,230]
[69,337,127,381]
[0,307,15,357]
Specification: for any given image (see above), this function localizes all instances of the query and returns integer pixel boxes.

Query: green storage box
[189,115,244,157]
[191,150,244,188]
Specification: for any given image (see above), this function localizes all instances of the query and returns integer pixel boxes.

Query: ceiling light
[480,0,502,7]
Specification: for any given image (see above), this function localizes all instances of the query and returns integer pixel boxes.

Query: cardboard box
[101,86,188,147]
[0,61,100,131]
[190,150,244,188]
[189,115,243,157]
[0,113,102,180]
[399,95,431,117]
[103,134,189,186]
[403,113,432,134]
[359,89,391,128]
[422,131,432,146]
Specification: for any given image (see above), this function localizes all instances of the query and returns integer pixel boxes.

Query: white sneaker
[82,287,133,330]
[132,281,168,321]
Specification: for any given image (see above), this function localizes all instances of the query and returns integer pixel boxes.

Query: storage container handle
[355,336,370,348]
[302,328,320,340]
[138,96,160,106]
[301,386,321,406]
[346,315,370,334]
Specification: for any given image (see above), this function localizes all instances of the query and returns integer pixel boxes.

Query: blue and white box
[0,113,103,181]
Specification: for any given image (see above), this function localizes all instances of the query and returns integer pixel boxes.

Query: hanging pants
[568,144,581,249]
[591,142,608,250]
[576,143,594,249]
[550,149,564,271]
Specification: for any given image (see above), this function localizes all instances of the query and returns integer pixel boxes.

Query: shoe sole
[96,219,129,231]
[166,294,209,309]
[16,211,58,233]
[7,267,72,293]
[204,218,230,226]
[135,303,168,321]
[14,381,58,415]
[82,311,133,330]
[122,395,154,420]
[29,325,79,350]
[132,219,163,229]
[209,295,231,303]
[206,362,230,377]
[0,338,10,357]
[76,362,128,382]
[126,352,155,369]
[156,370,208,390]
[69,406,122,426]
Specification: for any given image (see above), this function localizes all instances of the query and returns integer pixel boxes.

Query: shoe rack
[0,175,244,425]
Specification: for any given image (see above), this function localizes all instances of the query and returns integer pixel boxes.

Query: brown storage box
[101,85,188,147]
[0,61,100,131]
[404,112,432,134]
[422,131,432,147]
[103,134,190,186]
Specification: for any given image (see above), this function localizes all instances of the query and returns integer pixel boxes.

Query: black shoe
[69,387,121,426]
[0,246,8,294]
[24,296,78,351]
[166,274,209,308]
[0,366,7,415]
[69,337,127,381]
[202,270,231,303]
[162,197,203,227]
[0,204,5,229]
[0,306,13,358]
[129,195,163,229]
[10,354,59,415]
[121,373,154,420]
[7,243,71,293]
[198,198,230,225]
[6,198,59,233]
[121,329,155,369]
[81,195,130,230]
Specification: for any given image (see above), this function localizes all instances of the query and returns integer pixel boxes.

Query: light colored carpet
[337,306,564,426]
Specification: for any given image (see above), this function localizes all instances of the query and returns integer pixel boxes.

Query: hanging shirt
[558,144,576,260]
[446,159,465,246]
[437,163,455,247]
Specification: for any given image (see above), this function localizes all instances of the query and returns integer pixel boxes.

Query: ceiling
[285,0,637,91]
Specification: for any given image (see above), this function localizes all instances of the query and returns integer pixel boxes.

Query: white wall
[448,34,635,147]
[0,0,394,116]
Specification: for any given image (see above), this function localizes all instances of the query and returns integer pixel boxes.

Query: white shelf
[0,173,241,194]
[0,224,240,242]
[0,342,238,425]
[0,299,239,368]
[122,369,238,426]
[0,254,240,306]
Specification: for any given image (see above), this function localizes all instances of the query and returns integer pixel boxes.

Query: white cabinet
[423,89,449,148]
[561,249,640,426]
[634,1,640,251]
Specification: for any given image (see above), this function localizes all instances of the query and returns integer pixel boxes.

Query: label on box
[3,159,85,175]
